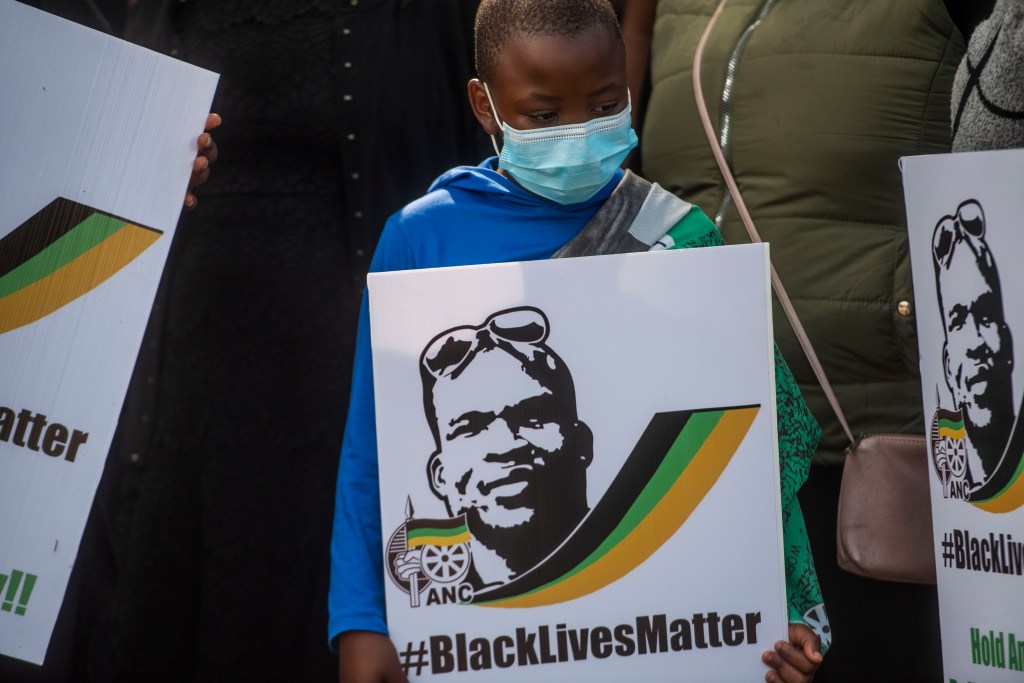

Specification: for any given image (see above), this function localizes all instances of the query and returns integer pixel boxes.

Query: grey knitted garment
[952,0,1024,152]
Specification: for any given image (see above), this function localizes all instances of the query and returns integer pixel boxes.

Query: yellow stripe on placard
[407,531,472,548]
[937,426,966,440]
[0,224,159,334]
[972,470,1024,514]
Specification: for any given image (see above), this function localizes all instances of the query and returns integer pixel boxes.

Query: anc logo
[0,198,162,335]
[387,509,474,607]
[387,406,758,608]
[930,408,970,501]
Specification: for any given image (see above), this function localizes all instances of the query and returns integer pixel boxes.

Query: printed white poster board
[0,0,218,664]
[368,244,788,681]
[904,149,1024,681]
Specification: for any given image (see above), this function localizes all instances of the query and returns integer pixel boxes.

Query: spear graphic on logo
[404,497,420,608]
[931,387,967,499]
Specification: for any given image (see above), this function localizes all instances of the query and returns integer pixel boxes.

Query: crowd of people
[3,0,1018,681]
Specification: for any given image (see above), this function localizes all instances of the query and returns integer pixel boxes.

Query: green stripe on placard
[407,526,468,540]
[0,213,125,298]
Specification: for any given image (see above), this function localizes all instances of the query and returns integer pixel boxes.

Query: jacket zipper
[713,0,780,228]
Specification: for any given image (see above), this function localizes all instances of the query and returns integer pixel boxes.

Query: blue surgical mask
[482,82,638,205]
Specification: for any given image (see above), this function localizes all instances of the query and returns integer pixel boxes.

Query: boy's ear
[468,78,501,137]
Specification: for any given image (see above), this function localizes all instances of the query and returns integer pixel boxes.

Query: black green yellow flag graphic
[934,409,966,441]
[474,405,758,607]
[0,198,162,335]
[406,516,471,548]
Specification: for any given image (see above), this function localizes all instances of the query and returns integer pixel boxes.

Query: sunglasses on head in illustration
[933,199,986,268]
[421,307,550,380]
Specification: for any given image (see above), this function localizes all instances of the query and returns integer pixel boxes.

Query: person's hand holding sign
[184,112,221,210]
[338,631,408,683]
[763,624,823,682]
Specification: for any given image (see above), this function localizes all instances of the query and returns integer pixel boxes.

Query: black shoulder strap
[550,171,653,259]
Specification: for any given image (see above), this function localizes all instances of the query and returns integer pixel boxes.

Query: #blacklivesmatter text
[401,611,761,676]
[941,529,1024,576]
[0,405,88,463]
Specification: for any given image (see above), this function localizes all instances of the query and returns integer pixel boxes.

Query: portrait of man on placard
[404,306,593,589]
[932,199,1018,493]
[381,295,787,620]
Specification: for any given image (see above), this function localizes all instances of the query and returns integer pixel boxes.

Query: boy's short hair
[475,0,622,83]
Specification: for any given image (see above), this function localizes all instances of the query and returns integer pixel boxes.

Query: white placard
[368,244,787,681]
[903,149,1024,682]
[0,0,218,664]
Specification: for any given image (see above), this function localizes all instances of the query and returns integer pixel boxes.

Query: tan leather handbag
[836,434,935,583]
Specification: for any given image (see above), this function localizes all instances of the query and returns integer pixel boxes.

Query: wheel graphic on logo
[946,438,967,478]
[420,543,471,584]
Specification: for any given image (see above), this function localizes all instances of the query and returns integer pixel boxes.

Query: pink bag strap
[691,0,856,446]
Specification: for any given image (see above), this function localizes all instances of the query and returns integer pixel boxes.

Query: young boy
[329,1,826,681]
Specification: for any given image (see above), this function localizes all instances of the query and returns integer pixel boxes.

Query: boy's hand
[185,113,221,210]
[762,624,823,683]
[338,630,409,683]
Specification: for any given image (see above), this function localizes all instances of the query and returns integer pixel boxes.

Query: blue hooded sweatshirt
[327,159,623,645]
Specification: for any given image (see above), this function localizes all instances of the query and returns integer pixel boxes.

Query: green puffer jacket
[642,0,964,464]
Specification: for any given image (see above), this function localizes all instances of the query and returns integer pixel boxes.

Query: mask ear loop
[475,79,504,157]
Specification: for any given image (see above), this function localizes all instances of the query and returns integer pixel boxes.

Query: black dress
[106,2,488,681]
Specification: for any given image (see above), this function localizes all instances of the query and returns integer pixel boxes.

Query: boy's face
[470,24,628,134]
